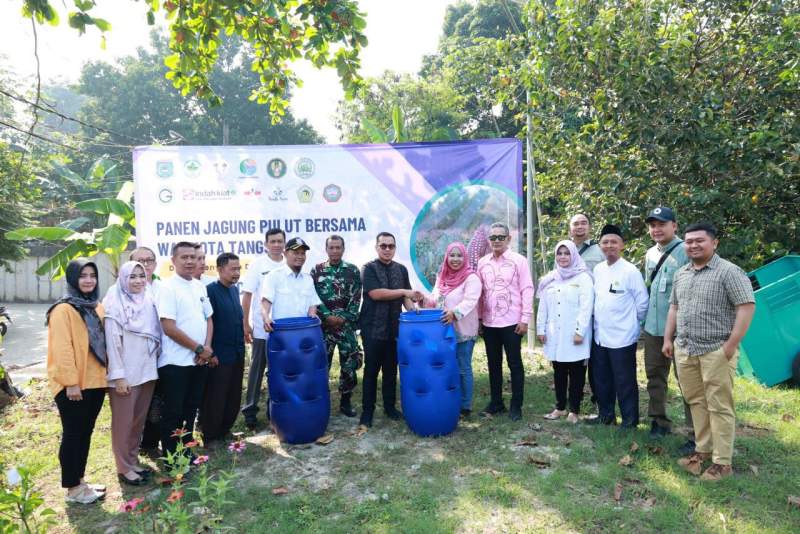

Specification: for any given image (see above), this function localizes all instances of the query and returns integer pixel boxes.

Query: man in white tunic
[588,224,649,429]
[260,237,322,328]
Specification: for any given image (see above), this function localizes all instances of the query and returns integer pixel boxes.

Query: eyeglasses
[378,243,396,250]
[488,235,508,242]
[135,258,156,265]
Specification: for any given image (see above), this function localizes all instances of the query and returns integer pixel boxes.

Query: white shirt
[157,275,214,367]
[536,272,594,362]
[199,274,216,286]
[241,254,285,340]
[147,278,162,303]
[592,258,649,348]
[261,266,321,321]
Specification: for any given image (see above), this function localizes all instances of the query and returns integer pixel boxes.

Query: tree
[495,0,800,270]
[74,32,322,175]
[0,142,40,270]
[336,72,466,143]
[20,0,368,121]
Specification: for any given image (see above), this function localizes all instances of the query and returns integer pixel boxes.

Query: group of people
[45,208,755,504]
[535,210,754,483]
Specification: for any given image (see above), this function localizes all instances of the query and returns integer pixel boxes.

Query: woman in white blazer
[536,240,594,423]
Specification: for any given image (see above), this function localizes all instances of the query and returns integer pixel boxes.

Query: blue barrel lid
[272,316,321,330]
[400,309,445,323]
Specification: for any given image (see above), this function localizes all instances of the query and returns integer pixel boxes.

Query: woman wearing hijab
[103,261,161,486]
[425,242,482,416]
[536,240,594,423]
[46,258,108,504]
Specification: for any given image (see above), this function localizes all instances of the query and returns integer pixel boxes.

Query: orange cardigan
[47,303,107,397]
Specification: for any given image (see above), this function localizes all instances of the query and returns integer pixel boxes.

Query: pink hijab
[537,240,591,296]
[102,261,162,344]
[436,242,475,296]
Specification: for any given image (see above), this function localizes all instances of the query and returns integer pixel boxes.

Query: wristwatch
[194,344,204,355]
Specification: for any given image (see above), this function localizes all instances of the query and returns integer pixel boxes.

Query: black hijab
[46,258,107,367]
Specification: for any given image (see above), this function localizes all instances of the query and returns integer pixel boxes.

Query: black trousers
[54,388,105,488]
[241,338,267,422]
[552,361,586,413]
[483,325,525,409]
[200,359,244,442]
[361,335,398,415]
[140,390,161,449]
[590,342,639,426]
[158,364,208,455]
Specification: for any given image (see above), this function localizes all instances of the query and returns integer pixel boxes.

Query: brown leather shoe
[700,463,733,481]
[677,452,711,476]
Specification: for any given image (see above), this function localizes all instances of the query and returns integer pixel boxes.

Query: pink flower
[184,440,199,449]
[193,455,209,465]
[119,497,144,513]
[166,489,184,503]
[171,427,188,438]
[228,440,246,454]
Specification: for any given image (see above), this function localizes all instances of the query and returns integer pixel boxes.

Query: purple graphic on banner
[345,139,523,290]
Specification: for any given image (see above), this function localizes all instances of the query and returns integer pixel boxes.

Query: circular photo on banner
[411,182,522,290]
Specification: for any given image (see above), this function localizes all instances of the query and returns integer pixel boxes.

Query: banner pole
[526,88,537,354]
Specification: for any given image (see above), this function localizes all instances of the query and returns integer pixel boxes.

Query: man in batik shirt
[310,235,363,418]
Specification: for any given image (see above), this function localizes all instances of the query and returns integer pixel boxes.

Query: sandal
[566,412,579,424]
[544,409,567,420]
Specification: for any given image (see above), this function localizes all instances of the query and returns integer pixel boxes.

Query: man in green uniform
[310,235,363,418]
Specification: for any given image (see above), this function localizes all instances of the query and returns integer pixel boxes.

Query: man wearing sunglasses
[477,222,534,422]
[358,232,422,428]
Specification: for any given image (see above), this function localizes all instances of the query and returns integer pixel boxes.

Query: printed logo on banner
[158,188,174,203]
[269,186,287,201]
[213,161,230,178]
[184,159,202,178]
[182,188,236,201]
[239,158,257,176]
[323,184,342,202]
[297,186,314,203]
[294,157,315,179]
[156,161,174,178]
[243,187,262,197]
[267,158,287,178]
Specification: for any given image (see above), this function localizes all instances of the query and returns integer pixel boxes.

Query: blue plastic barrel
[397,309,460,437]
[267,317,330,444]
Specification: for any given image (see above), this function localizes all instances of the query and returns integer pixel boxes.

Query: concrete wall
[0,248,124,303]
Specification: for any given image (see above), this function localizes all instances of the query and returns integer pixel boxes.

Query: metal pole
[526,88,537,353]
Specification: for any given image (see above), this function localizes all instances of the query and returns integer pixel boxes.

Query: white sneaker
[65,485,102,504]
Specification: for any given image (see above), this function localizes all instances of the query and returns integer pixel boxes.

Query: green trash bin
[738,255,800,386]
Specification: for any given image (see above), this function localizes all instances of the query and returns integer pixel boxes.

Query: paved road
[1,304,50,384]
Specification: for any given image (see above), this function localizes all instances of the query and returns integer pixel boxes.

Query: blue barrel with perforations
[267,317,330,444]
[397,310,460,437]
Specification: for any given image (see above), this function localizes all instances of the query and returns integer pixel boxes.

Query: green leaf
[5,227,76,241]
[92,17,111,31]
[95,224,131,254]
[147,11,155,26]
[36,240,96,280]
[76,198,134,221]
[391,104,404,143]
[164,54,180,69]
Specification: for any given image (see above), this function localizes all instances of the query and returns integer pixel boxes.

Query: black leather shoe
[678,439,696,456]
[384,407,403,421]
[509,406,522,421]
[649,420,671,438]
[584,415,615,425]
[480,402,507,416]
[118,473,147,486]
[359,413,373,428]
[340,402,357,418]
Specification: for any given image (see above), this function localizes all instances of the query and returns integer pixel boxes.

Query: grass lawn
[1,341,799,533]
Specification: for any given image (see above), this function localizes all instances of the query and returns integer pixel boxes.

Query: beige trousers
[675,346,738,465]
[109,380,156,474]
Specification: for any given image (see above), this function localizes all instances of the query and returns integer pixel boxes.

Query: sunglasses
[136,258,157,265]
[488,235,508,242]
[378,243,396,250]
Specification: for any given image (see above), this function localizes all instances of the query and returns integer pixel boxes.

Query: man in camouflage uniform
[310,235,363,417]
